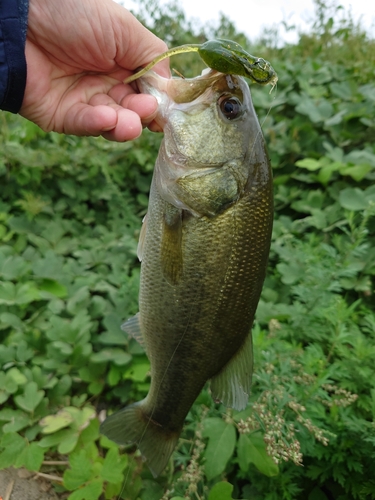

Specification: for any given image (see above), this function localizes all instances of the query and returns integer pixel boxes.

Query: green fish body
[100,70,273,477]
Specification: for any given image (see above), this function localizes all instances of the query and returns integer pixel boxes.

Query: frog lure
[124,38,278,92]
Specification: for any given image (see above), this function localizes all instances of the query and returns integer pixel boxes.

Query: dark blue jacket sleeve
[0,0,29,113]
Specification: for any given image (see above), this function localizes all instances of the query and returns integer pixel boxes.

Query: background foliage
[1,0,375,499]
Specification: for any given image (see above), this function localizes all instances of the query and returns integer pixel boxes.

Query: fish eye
[218,96,242,121]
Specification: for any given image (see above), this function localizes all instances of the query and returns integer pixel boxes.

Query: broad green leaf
[237,433,279,477]
[40,409,74,434]
[64,406,96,429]
[38,428,76,448]
[276,262,305,285]
[21,442,45,471]
[14,381,45,412]
[16,342,34,362]
[79,419,100,445]
[203,418,237,480]
[91,348,132,366]
[339,188,368,211]
[64,450,93,489]
[0,433,26,468]
[38,278,67,298]
[101,448,127,484]
[6,366,28,386]
[295,158,322,171]
[58,431,80,454]
[67,479,104,500]
[0,281,16,304]
[0,312,23,329]
[123,357,150,382]
[3,413,31,433]
[68,479,103,500]
[339,164,372,181]
[15,282,41,304]
[208,482,234,500]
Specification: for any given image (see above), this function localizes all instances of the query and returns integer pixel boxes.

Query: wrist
[0,0,29,113]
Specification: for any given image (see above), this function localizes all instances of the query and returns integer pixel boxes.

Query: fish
[100,69,273,477]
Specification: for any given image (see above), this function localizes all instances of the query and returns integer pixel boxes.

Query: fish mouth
[137,69,226,130]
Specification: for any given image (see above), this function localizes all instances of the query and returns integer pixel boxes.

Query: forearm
[0,0,29,112]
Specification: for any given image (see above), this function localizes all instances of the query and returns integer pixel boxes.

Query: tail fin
[100,401,180,477]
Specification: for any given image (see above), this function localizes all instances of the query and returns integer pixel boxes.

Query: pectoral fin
[137,214,148,262]
[210,332,253,411]
[121,313,144,345]
[160,205,183,285]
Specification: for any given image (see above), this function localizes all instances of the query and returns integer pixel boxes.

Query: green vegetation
[1,0,374,498]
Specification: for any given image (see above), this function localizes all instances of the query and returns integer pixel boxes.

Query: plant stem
[123,44,200,84]
[42,460,69,465]
[36,472,64,482]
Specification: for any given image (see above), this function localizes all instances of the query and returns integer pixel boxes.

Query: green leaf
[339,188,368,211]
[101,447,127,484]
[80,419,100,445]
[207,482,234,500]
[22,442,45,471]
[58,431,79,454]
[91,348,132,366]
[0,281,16,304]
[14,381,45,412]
[64,406,96,429]
[64,450,93,489]
[0,312,23,330]
[237,433,279,477]
[339,164,372,181]
[0,433,27,468]
[203,418,237,480]
[123,357,150,382]
[38,278,67,298]
[6,366,28,386]
[295,158,322,170]
[40,409,74,434]
[67,479,103,500]
[3,412,31,433]
[38,428,75,448]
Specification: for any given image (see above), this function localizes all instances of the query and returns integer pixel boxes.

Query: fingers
[113,5,171,79]
[61,90,160,141]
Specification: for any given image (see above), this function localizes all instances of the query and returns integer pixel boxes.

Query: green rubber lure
[124,38,278,90]
[198,39,277,87]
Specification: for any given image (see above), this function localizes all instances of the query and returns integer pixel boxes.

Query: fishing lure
[124,38,278,91]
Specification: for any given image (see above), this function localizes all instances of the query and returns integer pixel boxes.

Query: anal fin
[210,332,253,411]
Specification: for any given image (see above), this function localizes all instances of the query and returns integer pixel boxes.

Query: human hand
[21,0,170,141]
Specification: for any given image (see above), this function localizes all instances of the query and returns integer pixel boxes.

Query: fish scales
[101,70,273,477]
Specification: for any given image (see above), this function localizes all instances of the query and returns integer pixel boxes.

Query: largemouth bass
[100,69,273,477]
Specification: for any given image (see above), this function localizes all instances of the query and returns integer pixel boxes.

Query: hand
[21,0,170,141]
